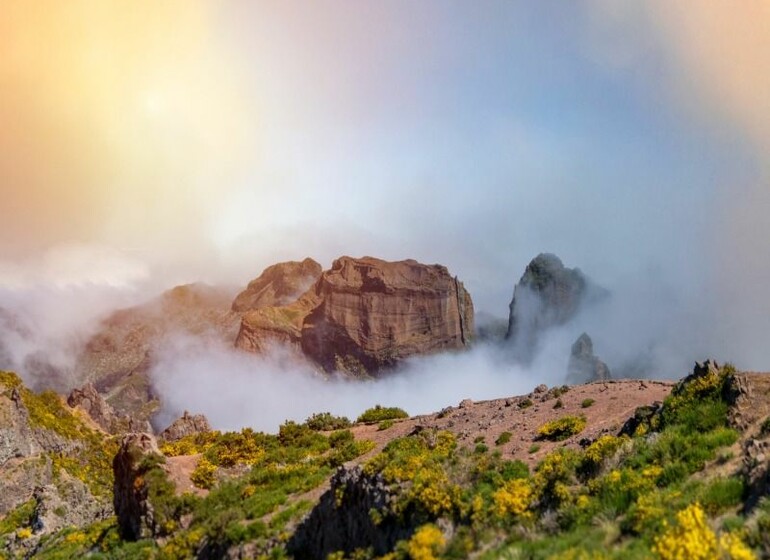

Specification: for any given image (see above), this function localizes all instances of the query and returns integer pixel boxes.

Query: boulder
[506,253,604,364]
[231,258,322,312]
[236,257,474,375]
[159,411,212,442]
[567,333,611,384]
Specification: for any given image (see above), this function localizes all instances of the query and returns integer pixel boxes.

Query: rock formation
[0,372,111,541]
[566,333,611,384]
[112,433,165,541]
[506,253,604,364]
[67,383,118,433]
[236,256,474,375]
[288,465,411,559]
[231,258,322,312]
[159,411,212,442]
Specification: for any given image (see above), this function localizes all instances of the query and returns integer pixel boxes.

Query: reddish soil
[349,379,674,468]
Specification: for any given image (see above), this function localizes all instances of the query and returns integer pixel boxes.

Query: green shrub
[378,419,395,431]
[537,415,587,441]
[304,412,352,431]
[356,405,409,424]
[528,444,541,454]
[553,399,564,410]
[328,429,354,448]
[496,432,512,446]
[581,398,596,409]
[475,443,489,454]
[518,398,534,409]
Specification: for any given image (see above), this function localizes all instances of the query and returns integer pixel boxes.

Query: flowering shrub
[654,503,755,560]
[537,415,587,441]
[493,478,533,520]
[190,457,217,489]
[406,524,445,560]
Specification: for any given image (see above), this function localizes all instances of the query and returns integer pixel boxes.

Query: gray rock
[159,411,212,442]
[567,333,611,384]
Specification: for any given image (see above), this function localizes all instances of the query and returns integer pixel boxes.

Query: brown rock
[159,411,212,442]
[67,383,117,433]
[231,258,322,312]
[236,257,474,375]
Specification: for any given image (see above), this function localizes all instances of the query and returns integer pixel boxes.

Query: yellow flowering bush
[493,478,533,520]
[190,457,217,489]
[654,503,755,560]
[537,415,587,441]
[406,524,445,560]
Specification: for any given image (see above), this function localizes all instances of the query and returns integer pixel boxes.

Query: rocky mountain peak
[236,256,474,375]
[231,257,322,312]
[506,253,604,364]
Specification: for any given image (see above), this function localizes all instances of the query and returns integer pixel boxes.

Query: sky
[1,1,769,376]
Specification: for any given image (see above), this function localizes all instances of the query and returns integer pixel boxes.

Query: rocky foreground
[3,361,770,559]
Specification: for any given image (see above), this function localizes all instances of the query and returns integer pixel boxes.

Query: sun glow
[0,1,259,253]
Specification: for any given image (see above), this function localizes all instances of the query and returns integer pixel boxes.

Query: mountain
[506,253,606,364]
[72,283,240,427]
[236,256,474,375]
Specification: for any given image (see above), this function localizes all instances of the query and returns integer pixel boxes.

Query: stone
[67,383,117,433]
[567,333,612,384]
[237,257,474,375]
[231,258,322,312]
[113,433,164,541]
[159,411,212,442]
[506,253,605,364]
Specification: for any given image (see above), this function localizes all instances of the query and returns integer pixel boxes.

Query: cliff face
[236,257,474,375]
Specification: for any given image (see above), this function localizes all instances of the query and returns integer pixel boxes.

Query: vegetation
[537,415,587,441]
[495,432,512,446]
[7,363,768,559]
[304,412,352,431]
[356,405,409,424]
[581,398,596,409]
[0,371,117,499]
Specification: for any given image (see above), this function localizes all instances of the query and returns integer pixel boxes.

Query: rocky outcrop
[506,253,604,364]
[567,333,611,384]
[288,465,411,559]
[0,372,111,546]
[236,257,475,375]
[113,433,166,541]
[231,258,322,313]
[30,477,110,536]
[159,411,212,442]
[74,283,240,424]
[67,383,118,433]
